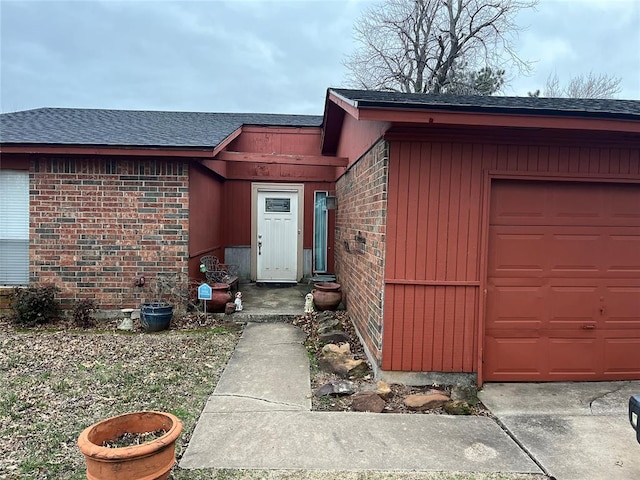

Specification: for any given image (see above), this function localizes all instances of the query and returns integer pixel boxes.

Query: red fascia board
[321,100,346,156]
[0,145,215,157]
[328,91,360,120]
[215,151,348,167]
[211,126,243,157]
[355,107,640,133]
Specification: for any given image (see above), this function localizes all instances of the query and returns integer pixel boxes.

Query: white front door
[256,190,299,282]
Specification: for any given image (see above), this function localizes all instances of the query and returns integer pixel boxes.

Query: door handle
[258,241,262,255]
[582,324,596,330]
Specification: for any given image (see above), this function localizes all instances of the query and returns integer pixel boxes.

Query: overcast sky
[1,0,638,115]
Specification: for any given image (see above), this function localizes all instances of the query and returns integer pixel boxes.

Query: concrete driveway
[479,381,640,480]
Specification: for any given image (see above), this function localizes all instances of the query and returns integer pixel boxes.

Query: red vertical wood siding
[222,180,253,246]
[382,129,640,373]
[189,163,224,276]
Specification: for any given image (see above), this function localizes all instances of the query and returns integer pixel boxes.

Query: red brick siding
[30,157,189,309]
[335,140,388,364]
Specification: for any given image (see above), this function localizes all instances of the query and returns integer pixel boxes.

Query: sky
[1,0,639,115]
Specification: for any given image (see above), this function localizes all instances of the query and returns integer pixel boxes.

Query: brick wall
[30,156,189,309]
[335,140,388,364]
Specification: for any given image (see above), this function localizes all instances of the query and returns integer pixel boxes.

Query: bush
[11,285,61,326]
[72,299,97,328]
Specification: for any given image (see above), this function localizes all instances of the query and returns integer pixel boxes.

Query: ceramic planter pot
[209,283,232,312]
[77,411,182,480]
[312,282,342,311]
[140,303,174,332]
[313,282,342,292]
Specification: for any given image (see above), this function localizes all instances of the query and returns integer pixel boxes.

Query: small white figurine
[304,293,315,313]
[234,291,243,311]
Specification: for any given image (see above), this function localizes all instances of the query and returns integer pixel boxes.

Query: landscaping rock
[315,380,357,397]
[322,343,351,355]
[317,317,342,334]
[376,380,393,400]
[316,311,335,322]
[318,330,350,345]
[318,343,369,378]
[444,400,474,415]
[319,356,367,378]
[451,384,479,406]
[404,393,450,411]
[351,392,386,413]
[345,359,370,378]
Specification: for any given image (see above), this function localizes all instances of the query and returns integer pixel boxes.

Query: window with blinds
[0,170,29,285]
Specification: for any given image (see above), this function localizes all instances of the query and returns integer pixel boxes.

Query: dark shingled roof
[0,108,323,148]
[330,89,640,120]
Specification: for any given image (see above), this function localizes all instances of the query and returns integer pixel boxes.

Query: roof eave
[353,106,640,134]
[352,98,640,122]
[321,89,349,155]
[0,144,216,157]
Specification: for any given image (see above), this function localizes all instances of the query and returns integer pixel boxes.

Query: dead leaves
[0,326,240,479]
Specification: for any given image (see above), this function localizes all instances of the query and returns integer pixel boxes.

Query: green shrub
[72,298,97,328]
[11,285,61,326]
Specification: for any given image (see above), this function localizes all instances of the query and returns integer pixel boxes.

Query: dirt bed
[290,312,490,416]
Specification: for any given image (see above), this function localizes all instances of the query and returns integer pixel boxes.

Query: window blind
[0,170,29,285]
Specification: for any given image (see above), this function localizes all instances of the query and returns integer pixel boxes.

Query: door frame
[251,182,304,282]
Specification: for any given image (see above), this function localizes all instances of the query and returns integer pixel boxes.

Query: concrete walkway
[180,323,541,474]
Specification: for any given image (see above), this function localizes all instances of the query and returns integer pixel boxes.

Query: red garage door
[485,180,640,381]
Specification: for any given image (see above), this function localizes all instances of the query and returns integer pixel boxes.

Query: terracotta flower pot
[77,411,182,480]
[210,283,232,312]
[313,282,342,292]
[312,282,342,311]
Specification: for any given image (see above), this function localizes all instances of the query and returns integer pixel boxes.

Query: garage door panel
[484,337,543,377]
[486,180,640,382]
[548,234,601,274]
[547,337,600,375]
[608,184,640,222]
[548,286,599,324]
[490,181,640,227]
[606,233,640,273]
[603,339,640,374]
[604,286,640,324]
[550,185,603,223]
[489,231,545,275]
[490,182,548,225]
[487,285,543,329]
[489,227,640,278]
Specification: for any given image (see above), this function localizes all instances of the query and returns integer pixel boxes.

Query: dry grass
[0,315,546,480]
[0,318,241,480]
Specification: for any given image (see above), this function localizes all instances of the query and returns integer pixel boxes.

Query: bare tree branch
[542,71,622,99]
[344,0,537,94]
[544,71,562,97]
